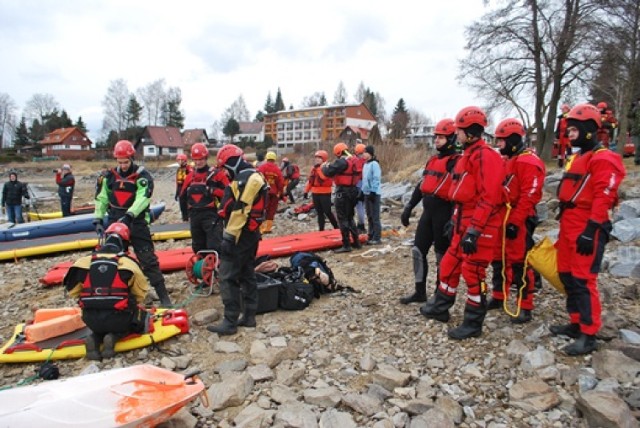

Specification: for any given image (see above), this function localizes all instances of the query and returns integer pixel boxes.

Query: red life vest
[108,169,140,209]
[308,165,333,191]
[290,164,300,180]
[79,254,131,311]
[353,156,366,180]
[333,156,360,187]
[258,162,283,195]
[557,148,625,209]
[186,167,226,209]
[420,154,459,199]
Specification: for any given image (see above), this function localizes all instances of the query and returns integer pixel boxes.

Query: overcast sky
[0,0,489,142]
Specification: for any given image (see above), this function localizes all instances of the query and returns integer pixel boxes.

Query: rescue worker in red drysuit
[322,142,362,253]
[64,223,149,361]
[555,104,571,168]
[180,143,229,256]
[399,118,460,304]
[207,144,268,336]
[420,106,506,340]
[303,150,338,231]
[175,153,192,221]
[551,103,626,355]
[595,102,618,149]
[487,118,546,324]
[353,143,367,234]
[257,151,284,234]
[281,157,301,204]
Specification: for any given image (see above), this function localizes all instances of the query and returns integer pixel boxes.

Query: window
[168,148,177,154]
[65,145,70,149]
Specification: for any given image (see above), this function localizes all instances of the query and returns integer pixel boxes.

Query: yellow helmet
[266,151,277,161]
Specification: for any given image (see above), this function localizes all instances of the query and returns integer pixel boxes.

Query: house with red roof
[139,126,184,158]
[182,128,209,148]
[39,127,93,160]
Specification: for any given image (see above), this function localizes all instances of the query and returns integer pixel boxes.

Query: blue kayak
[0,203,166,242]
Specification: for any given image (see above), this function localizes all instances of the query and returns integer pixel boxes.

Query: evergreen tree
[264,92,275,114]
[75,116,88,133]
[14,117,30,147]
[363,89,378,117]
[223,118,240,142]
[255,111,265,122]
[274,88,285,112]
[29,119,44,143]
[319,93,327,106]
[162,87,185,129]
[126,95,143,128]
[390,98,410,140]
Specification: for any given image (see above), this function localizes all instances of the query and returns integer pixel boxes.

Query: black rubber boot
[563,334,597,356]
[84,333,102,361]
[448,303,486,340]
[510,309,532,324]
[207,316,238,336]
[357,223,366,235]
[237,310,257,328]
[419,289,455,323]
[400,283,427,305]
[486,298,503,311]
[101,332,125,359]
[334,246,352,253]
[154,284,172,307]
[549,323,580,339]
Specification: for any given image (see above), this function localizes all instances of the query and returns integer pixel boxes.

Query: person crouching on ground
[63,223,149,361]
[361,145,382,245]
[303,150,338,231]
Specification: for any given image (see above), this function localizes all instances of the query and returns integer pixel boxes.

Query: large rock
[208,372,254,410]
[273,402,318,428]
[592,350,640,383]
[509,378,560,412]
[342,392,382,416]
[576,390,639,428]
[611,218,640,242]
[318,409,356,428]
[372,365,411,390]
[234,403,275,428]
[303,387,342,408]
[618,199,640,220]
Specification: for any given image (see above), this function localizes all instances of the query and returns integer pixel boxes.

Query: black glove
[356,189,365,202]
[93,218,104,236]
[118,212,135,228]
[303,193,309,200]
[401,208,412,227]
[443,220,454,241]
[557,158,564,168]
[460,227,480,255]
[220,237,236,258]
[505,223,519,240]
[576,220,600,255]
[174,193,179,201]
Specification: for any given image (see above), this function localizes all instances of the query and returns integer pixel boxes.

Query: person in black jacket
[55,164,75,217]
[2,171,29,224]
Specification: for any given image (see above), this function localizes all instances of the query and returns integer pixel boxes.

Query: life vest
[502,150,544,206]
[79,254,131,311]
[353,156,366,180]
[290,164,300,180]
[259,162,283,195]
[333,156,360,187]
[175,166,189,185]
[448,144,484,204]
[186,167,224,209]
[308,165,333,191]
[557,147,625,209]
[108,168,141,209]
[420,154,459,199]
[219,169,268,232]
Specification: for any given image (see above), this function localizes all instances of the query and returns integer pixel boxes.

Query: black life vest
[79,254,132,311]
[108,168,141,209]
[186,167,220,209]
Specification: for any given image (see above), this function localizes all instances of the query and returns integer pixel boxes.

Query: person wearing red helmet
[175,153,192,221]
[551,103,626,355]
[180,143,229,258]
[303,150,338,231]
[595,101,618,149]
[322,141,363,252]
[281,156,301,204]
[487,118,545,324]
[257,151,284,233]
[207,144,268,336]
[353,142,367,234]
[64,223,150,361]
[555,103,572,168]
[93,139,172,307]
[420,106,506,340]
[399,118,461,305]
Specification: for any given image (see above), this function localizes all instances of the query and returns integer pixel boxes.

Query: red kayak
[40,229,364,287]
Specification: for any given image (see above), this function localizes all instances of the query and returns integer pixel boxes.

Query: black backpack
[272,266,315,311]
[289,252,338,297]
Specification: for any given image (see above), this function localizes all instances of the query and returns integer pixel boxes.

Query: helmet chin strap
[224,156,242,178]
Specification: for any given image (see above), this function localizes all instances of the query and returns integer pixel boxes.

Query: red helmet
[217,144,244,168]
[494,118,526,139]
[568,103,602,128]
[105,222,130,241]
[314,150,328,162]
[333,142,348,157]
[176,154,187,162]
[455,106,488,129]
[597,101,607,110]
[434,118,456,136]
[191,143,209,160]
[113,140,136,158]
[354,143,366,155]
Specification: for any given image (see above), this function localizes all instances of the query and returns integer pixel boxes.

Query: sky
[0,0,490,142]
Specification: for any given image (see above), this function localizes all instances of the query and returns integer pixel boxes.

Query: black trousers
[334,186,359,247]
[414,196,453,285]
[189,209,223,254]
[312,193,338,231]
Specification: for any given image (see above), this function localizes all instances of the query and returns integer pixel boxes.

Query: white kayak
[0,364,205,427]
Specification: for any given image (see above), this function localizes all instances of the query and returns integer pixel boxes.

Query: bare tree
[354,81,367,103]
[333,81,348,104]
[137,79,167,126]
[459,0,601,158]
[24,93,59,124]
[0,93,17,148]
[101,78,130,137]
[220,95,251,124]
[408,108,430,127]
[301,92,327,107]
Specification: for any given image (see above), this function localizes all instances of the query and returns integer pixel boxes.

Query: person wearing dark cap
[362,145,382,244]
[551,103,625,355]
[55,164,75,217]
[2,170,29,224]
